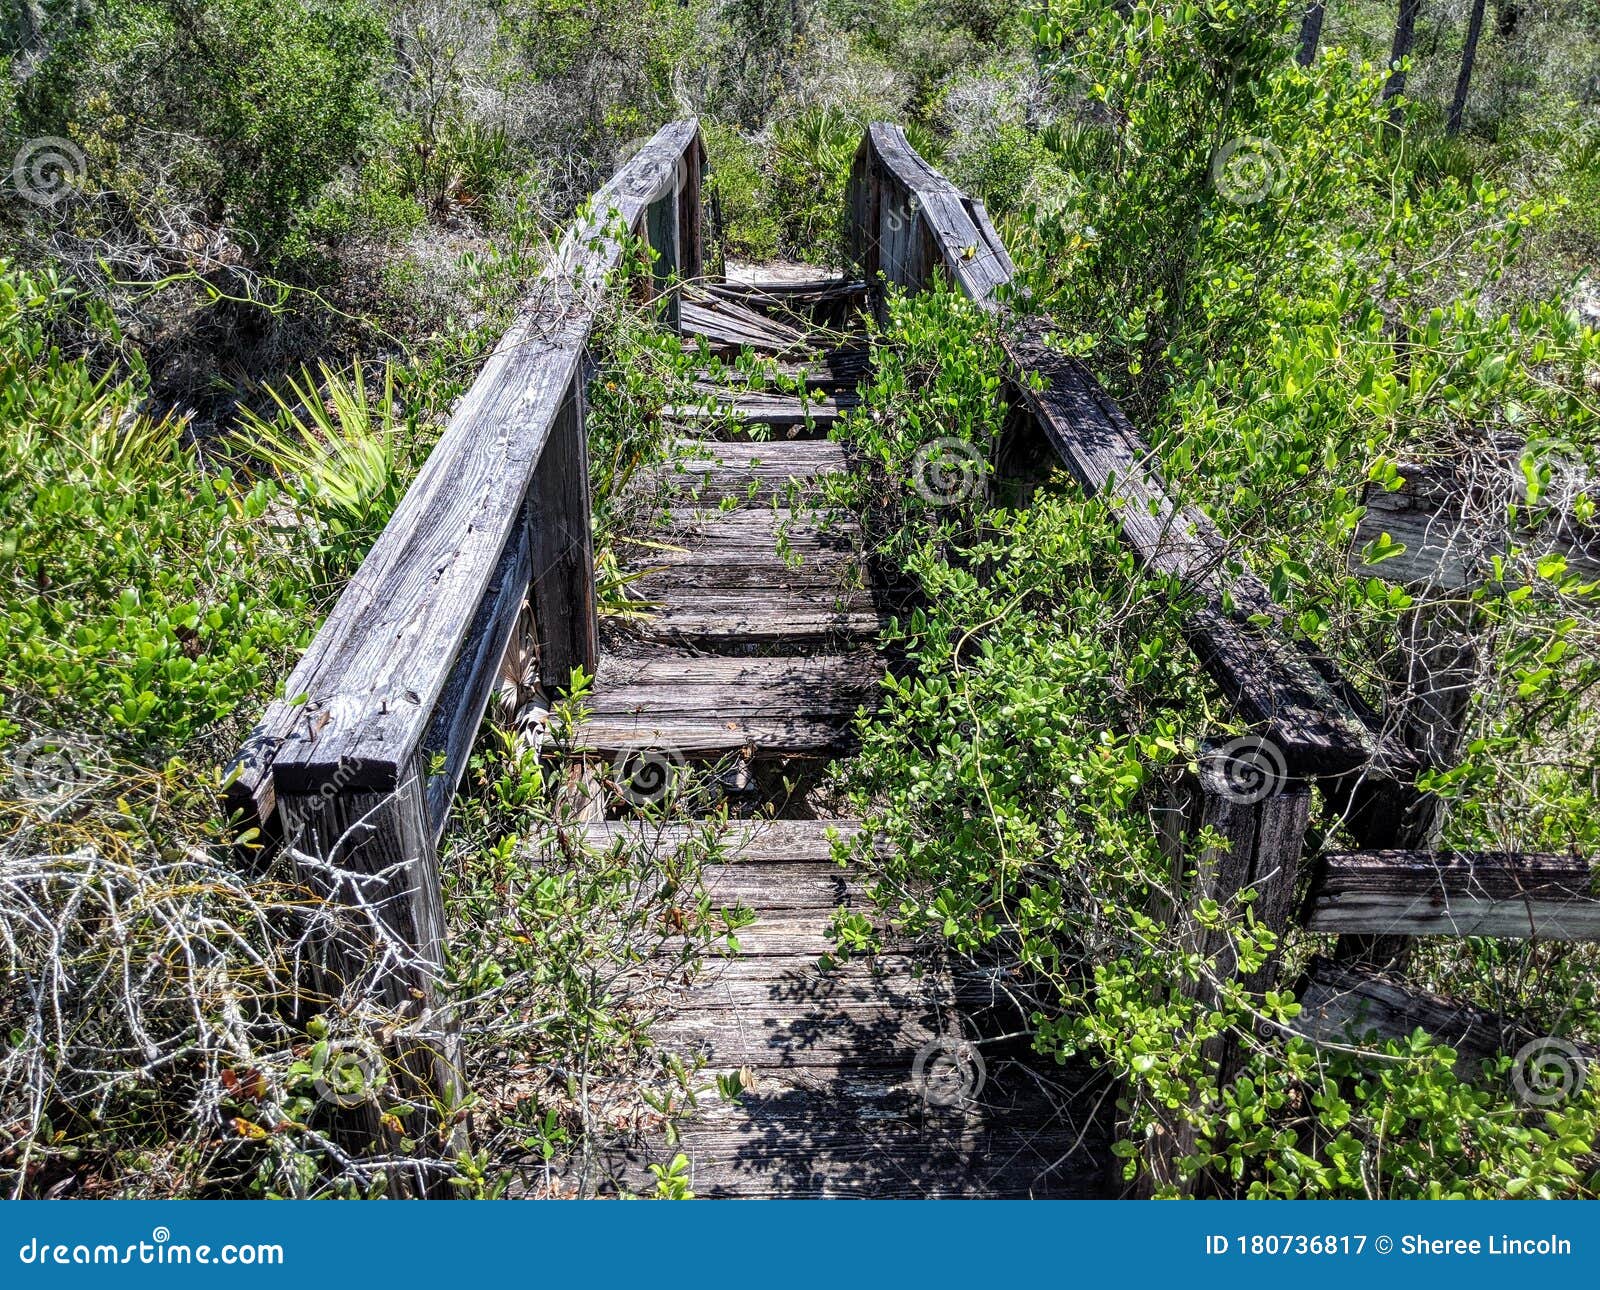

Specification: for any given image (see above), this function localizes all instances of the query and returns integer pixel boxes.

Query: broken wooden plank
[1304,849,1600,940]
[1003,324,1408,779]
[680,295,813,355]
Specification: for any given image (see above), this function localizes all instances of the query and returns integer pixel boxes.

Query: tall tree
[1383,0,1423,125]
[1296,0,1325,66]
[1447,0,1488,134]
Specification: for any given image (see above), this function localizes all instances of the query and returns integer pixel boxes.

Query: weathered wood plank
[596,650,880,690]
[1304,849,1600,939]
[579,817,859,863]
[696,346,871,392]
[1351,459,1600,590]
[1003,324,1407,779]
[420,497,533,839]
[680,296,813,355]
[631,597,888,646]
[667,388,856,431]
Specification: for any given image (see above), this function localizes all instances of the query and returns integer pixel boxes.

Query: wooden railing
[226,120,704,1170]
[844,122,1600,1186]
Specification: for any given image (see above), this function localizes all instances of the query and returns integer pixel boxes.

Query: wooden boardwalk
[228,120,1600,1199]
[571,281,1111,1197]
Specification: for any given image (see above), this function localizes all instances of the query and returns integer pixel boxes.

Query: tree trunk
[1447,0,1488,134]
[1297,0,1326,66]
[1384,0,1423,125]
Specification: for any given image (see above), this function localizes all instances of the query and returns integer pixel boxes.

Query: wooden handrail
[224,120,704,1177]
[845,123,1014,308]
[231,118,703,837]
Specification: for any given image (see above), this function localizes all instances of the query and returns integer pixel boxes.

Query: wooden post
[276,752,463,1196]
[645,182,681,329]
[1144,743,1311,1194]
[677,137,704,284]
[530,373,598,692]
[1341,466,1487,966]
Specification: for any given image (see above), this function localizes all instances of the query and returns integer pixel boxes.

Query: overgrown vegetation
[4,0,1600,1198]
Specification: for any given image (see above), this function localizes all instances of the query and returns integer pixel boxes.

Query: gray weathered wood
[530,375,598,690]
[1305,849,1600,939]
[1295,956,1600,1079]
[226,121,705,1180]
[845,123,1014,307]
[230,118,703,816]
[1351,458,1600,589]
[420,497,533,839]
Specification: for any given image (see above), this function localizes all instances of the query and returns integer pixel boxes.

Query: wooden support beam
[1144,747,1312,1195]
[1295,956,1600,1081]
[1305,849,1600,940]
[276,754,461,1194]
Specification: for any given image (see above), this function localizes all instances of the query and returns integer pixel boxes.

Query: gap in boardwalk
[562,269,1114,1197]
